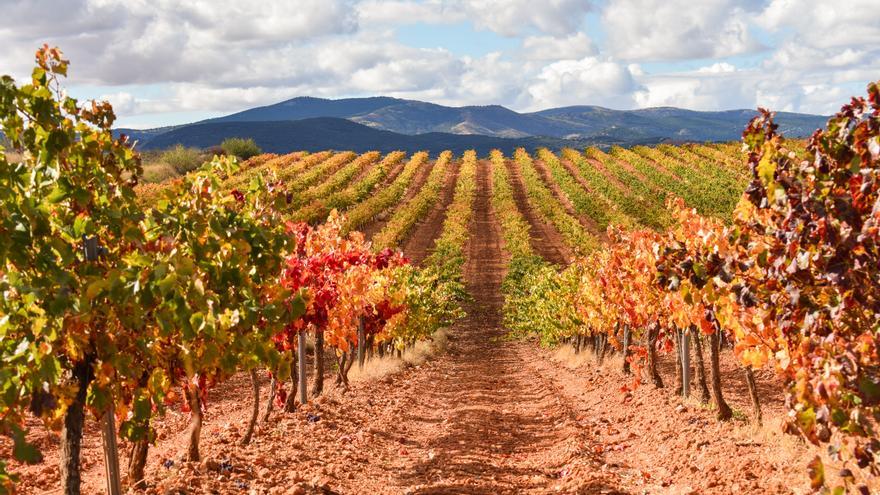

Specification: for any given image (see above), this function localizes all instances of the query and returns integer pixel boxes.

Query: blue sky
[1,0,877,128]
[396,22,520,56]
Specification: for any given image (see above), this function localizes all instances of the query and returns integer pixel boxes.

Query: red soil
[400,159,461,265]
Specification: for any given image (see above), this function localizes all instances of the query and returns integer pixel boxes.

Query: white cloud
[526,56,639,109]
[602,0,763,61]
[453,53,524,105]
[0,0,358,85]
[766,42,874,73]
[463,0,593,37]
[522,32,595,61]
[356,0,465,25]
[741,0,880,114]
[755,83,848,114]
[356,0,592,37]
[633,63,867,116]
[99,91,137,115]
[757,0,880,49]
[634,71,756,110]
[697,62,737,74]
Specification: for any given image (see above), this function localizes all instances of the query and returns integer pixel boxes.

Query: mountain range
[119,96,828,154]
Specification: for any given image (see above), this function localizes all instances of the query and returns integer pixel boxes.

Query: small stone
[202,459,220,472]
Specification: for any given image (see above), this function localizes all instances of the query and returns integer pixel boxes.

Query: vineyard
[2,48,879,495]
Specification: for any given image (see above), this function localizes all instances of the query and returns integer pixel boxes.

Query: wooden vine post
[680,330,691,399]
[298,329,308,404]
[83,237,121,495]
[100,411,122,495]
[357,316,366,369]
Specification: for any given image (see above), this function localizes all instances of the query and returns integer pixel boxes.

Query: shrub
[205,144,225,156]
[160,144,203,174]
[142,162,178,183]
[221,137,261,159]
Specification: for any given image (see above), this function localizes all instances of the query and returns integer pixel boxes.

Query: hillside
[117,96,828,152]
[135,117,601,155]
[209,97,827,140]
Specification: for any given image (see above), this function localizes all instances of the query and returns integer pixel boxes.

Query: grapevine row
[422,150,476,284]
[489,149,534,259]
[585,147,670,227]
[291,151,407,223]
[610,146,727,218]
[289,150,379,209]
[631,144,744,217]
[657,144,747,189]
[221,150,311,192]
[372,151,450,250]
[513,148,597,255]
[562,148,662,229]
[484,149,565,345]
[342,150,429,233]
[285,151,356,197]
[536,148,635,231]
[676,145,749,180]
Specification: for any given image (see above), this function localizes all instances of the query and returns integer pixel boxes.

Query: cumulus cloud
[634,70,756,110]
[463,0,593,37]
[634,61,869,116]
[763,38,877,73]
[522,32,595,61]
[358,0,592,37]
[0,0,358,85]
[99,91,138,115]
[697,62,737,74]
[526,57,640,109]
[356,0,465,25]
[757,0,880,50]
[602,0,763,61]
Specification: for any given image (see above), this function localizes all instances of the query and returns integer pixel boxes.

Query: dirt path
[369,158,618,494]
[400,159,461,265]
[503,158,571,265]
[361,159,436,241]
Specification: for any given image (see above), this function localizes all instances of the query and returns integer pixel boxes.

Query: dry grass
[4,151,23,163]
[6,149,180,184]
[730,418,877,492]
[349,328,451,382]
[551,342,624,375]
[142,161,178,183]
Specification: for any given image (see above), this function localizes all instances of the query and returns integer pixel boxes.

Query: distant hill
[118,96,829,152]
[533,106,826,142]
[205,97,828,141]
[137,117,601,155]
